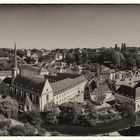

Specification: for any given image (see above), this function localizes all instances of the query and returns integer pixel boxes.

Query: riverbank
[43,116,135,136]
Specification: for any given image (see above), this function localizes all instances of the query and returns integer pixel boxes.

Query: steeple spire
[12,42,19,82]
[14,42,18,68]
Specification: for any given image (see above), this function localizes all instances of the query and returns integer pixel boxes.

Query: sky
[0,4,140,49]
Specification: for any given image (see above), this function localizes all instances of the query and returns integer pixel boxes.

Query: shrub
[19,110,42,127]
[59,102,83,125]
[0,120,11,131]
[9,123,37,136]
[51,131,61,136]
[0,96,18,119]
[42,102,60,124]
[35,126,46,136]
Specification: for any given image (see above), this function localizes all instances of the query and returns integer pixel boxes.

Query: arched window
[14,88,16,97]
[30,94,32,101]
[46,95,49,102]
[32,95,34,103]
[36,96,39,106]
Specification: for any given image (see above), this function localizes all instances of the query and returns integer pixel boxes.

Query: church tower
[12,43,19,83]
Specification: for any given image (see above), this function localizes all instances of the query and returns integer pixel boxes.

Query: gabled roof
[45,72,80,82]
[40,67,48,73]
[19,64,48,74]
[24,95,33,108]
[89,78,97,92]
[19,64,40,72]
[50,75,86,96]
[91,81,111,95]
[2,77,12,85]
[134,80,140,88]
[12,74,46,96]
[116,85,134,98]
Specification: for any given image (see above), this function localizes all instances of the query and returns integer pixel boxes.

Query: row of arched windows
[10,86,39,107]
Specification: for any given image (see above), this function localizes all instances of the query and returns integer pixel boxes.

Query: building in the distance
[115,70,140,90]
[19,64,49,77]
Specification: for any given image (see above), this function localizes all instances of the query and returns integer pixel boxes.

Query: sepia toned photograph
[0,4,140,136]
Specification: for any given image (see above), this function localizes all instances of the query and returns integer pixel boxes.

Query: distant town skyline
[0,5,140,49]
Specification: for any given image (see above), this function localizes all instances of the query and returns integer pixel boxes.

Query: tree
[121,103,135,118]
[81,101,100,126]
[19,110,42,127]
[59,102,83,125]
[135,55,140,68]
[81,51,87,63]
[112,52,121,68]
[0,120,11,131]
[105,79,116,92]
[120,53,126,70]
[9,123,37,136]
[66,53,75,64]
[94,88,106,105]
[114,44,120,52]
[121,43,127,53]
[42,102,60,124]
[0,96,18,119]
[84,85,91,101]
[17,49,26,58]
[126,57,137,69]
[74,51,81,64]
[84,101,98,119]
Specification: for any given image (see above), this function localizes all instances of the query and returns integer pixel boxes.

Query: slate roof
[116,85,134,98]
[2,77,12,85]
[88,78,97,92]
[40,67,48,73]
[67,49,74,53]
[45,73,80,82]
[91,81,111,95]
[12,74,46,95]
[134,81,140,88]
[24,95,33,109]
[19,64,40,72]
[50,75,86,96]
[19,64,48,73]
[86,48,97,53]
[133,81,140,98]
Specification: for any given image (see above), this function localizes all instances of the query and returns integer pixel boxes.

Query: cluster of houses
[86,66,140,125]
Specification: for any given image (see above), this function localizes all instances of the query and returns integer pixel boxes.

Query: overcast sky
[0,5,140,49]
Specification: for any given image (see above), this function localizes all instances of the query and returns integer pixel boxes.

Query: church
[1,44,87,111]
